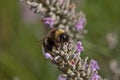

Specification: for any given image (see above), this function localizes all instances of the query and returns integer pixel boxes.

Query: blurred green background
[0,0,120,80]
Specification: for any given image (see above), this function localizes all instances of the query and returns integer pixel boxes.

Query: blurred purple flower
[76,41,84,53]
[21,2,37,23]
[75,15,86,31]
[90,59,100,71]
[43,17,55,28]
[91,73,100,80]
[44,53,53,60]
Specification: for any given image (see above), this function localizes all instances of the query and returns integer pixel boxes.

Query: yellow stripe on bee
[55,29,65,39]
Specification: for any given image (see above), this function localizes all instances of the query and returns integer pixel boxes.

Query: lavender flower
[43,17,55,28]
[58,75,67,80]
[76,41,84,53]
[20,2,37,23]
[75,12,86,31]
[91,73,100,80]
[44,53,53,60]
[90,59,100,71]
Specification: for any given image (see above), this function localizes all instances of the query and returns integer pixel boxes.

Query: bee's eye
[59,33,69,42]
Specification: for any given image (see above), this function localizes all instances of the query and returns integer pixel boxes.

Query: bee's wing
[38,38,47,55]
[42,45,45,54]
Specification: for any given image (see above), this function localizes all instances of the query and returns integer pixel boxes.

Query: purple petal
[44,53,53,60]
[75,13,86,31]
[58,75,67,80]
[91,73,100,80]
[76,41,84,53]
[75,24,84,31]
[90,59,100,71]
[43,17,55,28]
[44,21,50,25]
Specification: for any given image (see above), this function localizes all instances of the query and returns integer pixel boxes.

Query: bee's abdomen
[43,38,55,52]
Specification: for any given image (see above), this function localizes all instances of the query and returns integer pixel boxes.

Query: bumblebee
[43,28,70,54]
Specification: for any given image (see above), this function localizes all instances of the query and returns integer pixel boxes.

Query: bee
[42,28,70,55]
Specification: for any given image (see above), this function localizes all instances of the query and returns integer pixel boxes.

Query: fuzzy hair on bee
[42,28,70,55]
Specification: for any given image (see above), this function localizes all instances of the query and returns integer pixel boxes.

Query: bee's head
[54,29,69,42]
[49,28,70,42]
[59,33,69,42]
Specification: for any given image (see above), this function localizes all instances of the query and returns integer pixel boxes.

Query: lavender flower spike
[90,59,100,71]
[43,17,55,28]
